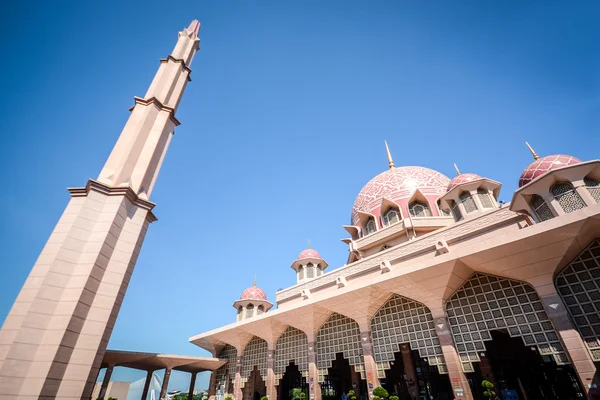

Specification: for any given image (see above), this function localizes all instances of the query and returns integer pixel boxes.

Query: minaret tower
[0,20,201,399]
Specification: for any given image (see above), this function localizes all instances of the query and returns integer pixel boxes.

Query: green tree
[372,386,389,400]
[261,396,269,400]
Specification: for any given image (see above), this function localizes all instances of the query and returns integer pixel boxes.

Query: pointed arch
[370,294,447,378]
[241,336,268,387]
[407,189,433,217]
[215,345,237,396]
[445,272,568,373]
[316,313,364,382]
[274,327,309,385]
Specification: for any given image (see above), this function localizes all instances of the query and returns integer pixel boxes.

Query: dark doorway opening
[243,366,266,400]
[467,330,585,400]
[278,362,307,400]
[380,348,452,400]
[321,353,364,400]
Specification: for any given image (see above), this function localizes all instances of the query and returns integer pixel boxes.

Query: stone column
[234,355,243,400]
[433,316,473,400]
[470,189,485,211]
[267,349,277,400]
[189,372,198,400]
[307,341,322,400]
[400,345,419,400]
[541,293,599,398]
[208,371,218,400]
[542,191,563,216]
[160,368,172,400]
[141,370,154,400]
[99,365,114,399]
[573,180,597,207]
[359,330,380,400]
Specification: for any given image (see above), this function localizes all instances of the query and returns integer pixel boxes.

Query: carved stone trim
[68,179,157,223]
[129,96,181,126]
[276,207,521,302]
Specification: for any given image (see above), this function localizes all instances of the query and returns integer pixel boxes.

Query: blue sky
[1,0,599,394]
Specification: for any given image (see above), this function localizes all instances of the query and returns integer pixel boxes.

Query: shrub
[372,387,389,400]
[299,393,307,400]
[389,396,399,400]
[481,380,496,398]
[261,396,269,400]
[224,397,233,400]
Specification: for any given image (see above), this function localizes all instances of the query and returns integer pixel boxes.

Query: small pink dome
[519,155,582,187]
[240,285,267,301]
[298,248,322,260]
[447,173,483,192]
[352,166,450,225]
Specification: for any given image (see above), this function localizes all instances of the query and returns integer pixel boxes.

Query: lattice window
[316,313,364,382]
[450,200,462,222]
[409,202,432,217]
[531,195,554,222]
[306,263,315,278]
[257,305,264,315]
[585,177,600,204]
[275,327,309,385]
[383,208,400,226]
[551,182,585,214]
[459,192,477,213]
[298,266,304,281]
[365,219,377,235]
[445,272,569,373]
[241,336,268,387]
[555,239,600,361]
[477,188,494,208]
[246,304,254,319]
[215,345,237,393]
[371,294,447,378]
[237,307,243,321]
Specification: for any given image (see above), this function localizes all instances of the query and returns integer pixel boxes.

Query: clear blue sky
[1,0,599,394]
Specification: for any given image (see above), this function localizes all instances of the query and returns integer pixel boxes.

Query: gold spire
[453,163,461,176]
[384,140,395,169]
[525,142,540,160]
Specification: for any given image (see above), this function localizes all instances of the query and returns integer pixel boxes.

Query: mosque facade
[193,143,600,400]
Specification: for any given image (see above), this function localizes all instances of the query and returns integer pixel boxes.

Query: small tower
[233,277,273,322]
[291,244,329,284]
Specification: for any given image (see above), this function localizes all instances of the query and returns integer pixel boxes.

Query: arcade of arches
[209,242,600,400]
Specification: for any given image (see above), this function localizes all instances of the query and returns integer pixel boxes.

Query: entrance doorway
[467,330,585,400]
[321,353,364,400]
[380,349,452,400]
[242,366,266,400]
[278,362,307,400]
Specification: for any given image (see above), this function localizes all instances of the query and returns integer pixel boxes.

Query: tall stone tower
[0,20,201,399]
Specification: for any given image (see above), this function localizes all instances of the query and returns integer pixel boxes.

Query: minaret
[0,20,200,399]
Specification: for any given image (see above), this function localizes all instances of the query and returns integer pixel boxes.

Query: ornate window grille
[459,192,477,213]
[530,195,554,222]
[297,266,304,281]
[364,219,377,236]
[446,272,569,373]
[585,177,600,203]
[477,188,494,208]
[555,239,600,361]
[449,200,463,222]
[215,345,237,395]
[237,307,243,321]
[241,336,268,386]
[275,327,309,384]
[409,202,432,217]
[371,294,447,378]
[316,313,364,382]
[257,305,264,315]
[383,208,400,226]
[551,182,585,214]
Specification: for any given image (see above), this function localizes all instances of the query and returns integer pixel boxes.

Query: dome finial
[307,239,310,249]
[525,142,540,160]
[453,163,461,176]
[253,274,256,286]
[384,140,395,169]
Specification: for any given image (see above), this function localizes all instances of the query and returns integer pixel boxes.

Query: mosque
[192,139,600,400]
[0,18,599,400]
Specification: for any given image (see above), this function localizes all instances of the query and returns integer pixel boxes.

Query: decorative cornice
[68,179,158,223]
[160,55,193,80]
[128,96,181,126]
[276,206,522,302]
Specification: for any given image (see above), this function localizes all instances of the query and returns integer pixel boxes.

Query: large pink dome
[240,285,267,301]
[447,173,483,192]
[352,166,450,225]
[519,155,582,187]
[298,248,321,260]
